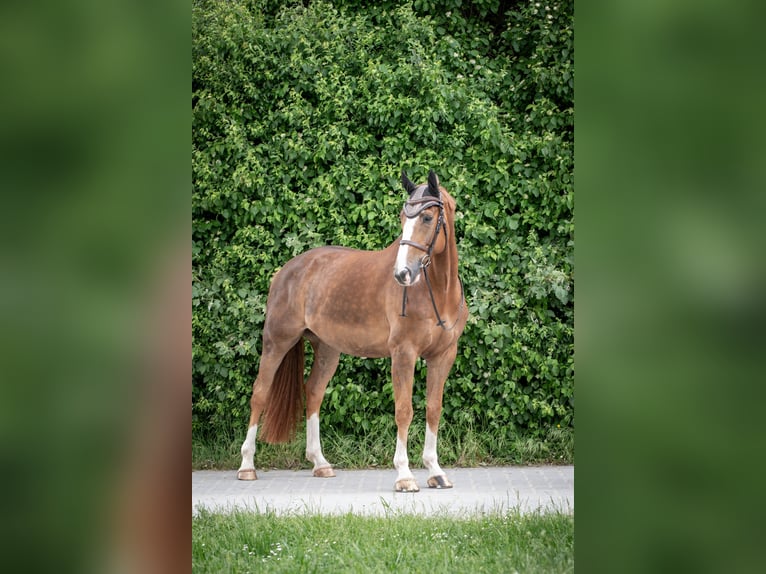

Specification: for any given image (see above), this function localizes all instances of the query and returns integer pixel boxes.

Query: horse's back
[273,245,380,287]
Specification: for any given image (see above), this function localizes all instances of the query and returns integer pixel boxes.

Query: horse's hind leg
[304,336,340,477]
[237,336,301,480]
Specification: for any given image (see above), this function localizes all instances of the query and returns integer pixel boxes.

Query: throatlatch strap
[422,266,444,327]
[401,269,465,331]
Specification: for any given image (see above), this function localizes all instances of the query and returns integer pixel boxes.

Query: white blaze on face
[395,216,418,283]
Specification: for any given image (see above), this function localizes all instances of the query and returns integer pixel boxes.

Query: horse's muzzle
[394,262,422,287]
[394,267,412,286]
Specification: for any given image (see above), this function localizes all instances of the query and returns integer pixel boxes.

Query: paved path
[193,466,573,517]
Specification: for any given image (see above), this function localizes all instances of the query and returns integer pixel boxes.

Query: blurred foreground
[0,1,188,572]
[1,1,765,573]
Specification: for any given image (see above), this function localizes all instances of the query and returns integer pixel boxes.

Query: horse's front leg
[391,348,419,492]
[423,345,458,488]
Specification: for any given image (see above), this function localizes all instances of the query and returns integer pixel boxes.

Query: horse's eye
[422,214,433,224]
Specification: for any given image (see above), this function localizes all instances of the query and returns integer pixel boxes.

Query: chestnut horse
[237,170,467,492]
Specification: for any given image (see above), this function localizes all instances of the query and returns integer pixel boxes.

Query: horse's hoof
[313,466,336,478]
[427,475,453,489]
[395,478,420,493]
[237,468,258,481]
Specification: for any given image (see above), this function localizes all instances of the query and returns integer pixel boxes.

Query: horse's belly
[307,318,390,359]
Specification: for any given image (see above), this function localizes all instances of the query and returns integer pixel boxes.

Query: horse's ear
[426,169,440,198]
[401,170,417,195]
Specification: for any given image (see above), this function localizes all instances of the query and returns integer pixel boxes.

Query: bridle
[399,195,446,269]
[398,193,464,331]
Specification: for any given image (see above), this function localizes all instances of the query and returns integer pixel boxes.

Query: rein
[399,198,465,331]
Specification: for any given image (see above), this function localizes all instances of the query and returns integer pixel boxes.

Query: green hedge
[192,0,573,442]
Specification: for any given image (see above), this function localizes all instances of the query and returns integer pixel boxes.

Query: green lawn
[193,424,574,471]
[192,509,574,573]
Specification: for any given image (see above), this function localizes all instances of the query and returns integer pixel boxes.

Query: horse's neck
[431,231,460,297]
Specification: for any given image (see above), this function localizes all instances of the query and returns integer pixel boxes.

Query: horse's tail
[259,341,305,444]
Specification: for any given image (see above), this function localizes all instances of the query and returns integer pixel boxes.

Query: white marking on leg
[238,424,258,472]
[305,413,330,471]
[393,435,414,482]
[423,425,445,478]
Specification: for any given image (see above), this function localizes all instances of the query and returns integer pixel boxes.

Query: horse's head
[394,169,448,286]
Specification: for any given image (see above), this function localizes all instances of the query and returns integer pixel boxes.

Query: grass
[192,508,574,573]
[192,426,574,572]
[192,423,574,471]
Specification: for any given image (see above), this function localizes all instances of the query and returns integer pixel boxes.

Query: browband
[402,195,443,218]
